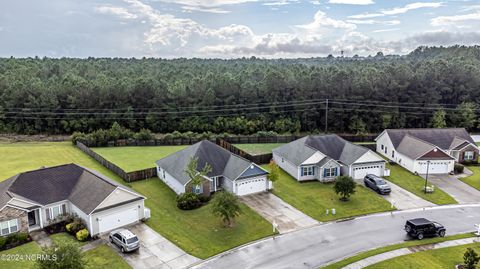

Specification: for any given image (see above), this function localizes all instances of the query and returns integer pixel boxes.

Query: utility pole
[324,98,329,133]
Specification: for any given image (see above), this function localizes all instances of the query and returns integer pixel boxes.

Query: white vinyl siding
[273,152,301,181]
[0,219,18,236]
[156,165,185,195]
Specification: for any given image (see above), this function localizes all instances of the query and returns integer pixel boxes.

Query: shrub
[36,241,86,269]
[0,236,7,249]
[71,132,87,145]
[16,232,28,242]
[176,193,202,210]
[134,128,155,141]
[66,223,73,233]
[198,194,210,203]
[455,163,465,174]
[76,229,89,241]
[464,247,480,269]
[211,191,242,227]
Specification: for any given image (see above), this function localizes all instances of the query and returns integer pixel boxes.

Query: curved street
[192,204,480,269]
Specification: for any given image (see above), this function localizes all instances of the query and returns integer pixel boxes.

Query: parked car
[109,229,140,253]
[404,218,446,240]
[363,174,391,194]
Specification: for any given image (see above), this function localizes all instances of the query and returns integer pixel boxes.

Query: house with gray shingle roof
[375,128,478,174]
[272,135,386,181]
[155,140,270,196]
[0,164,146,238]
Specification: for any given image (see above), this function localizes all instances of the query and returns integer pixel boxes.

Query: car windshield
[376,179,387,185]
[126,236,138,244]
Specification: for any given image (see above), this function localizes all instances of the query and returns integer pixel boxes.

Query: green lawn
[84,244,131,269]
[234,143,284,155]
[0,242,42,269]
[460,166,480,190]
[0,142,122,183]
[0,241,130,269]
[50,232,87,248]
[265,166,394,222]
[0,142,274,259]
[322,233,475,269]
[385,164,457,205]
[132,178,274,258]
[92,145,186,172]
[365,242,480,269]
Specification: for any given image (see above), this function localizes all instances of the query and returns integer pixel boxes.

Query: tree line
[1,45,480,135]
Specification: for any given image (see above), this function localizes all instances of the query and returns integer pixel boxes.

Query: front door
[28,211,36,226]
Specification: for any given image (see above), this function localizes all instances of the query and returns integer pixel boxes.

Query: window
[392,151,395,158]
[48,204,64,220]
[0,219,18,236]
[381,145,384,150]
[194,184,202,194]
[324,167,337,177]
[281,158,284,163]
[301,166,314,176]
[384,146,387,154]
[465,151,474,160]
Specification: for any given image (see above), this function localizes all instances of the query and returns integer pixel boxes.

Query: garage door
[236,177,267,196]
[97,206,139,234]
[417,161,449,174]
[352,164,382,180]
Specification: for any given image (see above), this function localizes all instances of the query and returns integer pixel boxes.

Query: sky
[1,0,480,58]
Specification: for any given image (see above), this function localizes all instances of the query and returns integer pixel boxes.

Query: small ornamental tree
[464,248,480,269]
[185,156,212,194]
[267,160,280,183]
[35,241,86,269]
[211,191,242,227]
[334,176,356,201]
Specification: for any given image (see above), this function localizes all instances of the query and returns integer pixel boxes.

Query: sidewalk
[342,237,480,269]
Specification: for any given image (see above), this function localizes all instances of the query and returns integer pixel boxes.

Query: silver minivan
[109,229,140,253]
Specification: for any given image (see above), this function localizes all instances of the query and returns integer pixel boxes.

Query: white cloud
[347,19,400,25]
[431,12,480,26]
[263,0,298,6]
[328,0,374,5]
[94,5,138,19]
[181,6,230,13]
[151,0,259,7]
[296,11,357,33]
[372,28,400,33]
[349,2,443,19]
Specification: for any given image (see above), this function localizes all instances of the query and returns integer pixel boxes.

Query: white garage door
[236,177,267,196]
[417,161,449,174]
[352,164,382,180]
[98,206,139,234]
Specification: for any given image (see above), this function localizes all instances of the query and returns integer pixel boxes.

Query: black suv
[404,218,446,240]
[364,174,391,194]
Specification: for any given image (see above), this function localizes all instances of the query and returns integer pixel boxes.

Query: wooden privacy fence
[216,139,273,164]
[76,141,156,182]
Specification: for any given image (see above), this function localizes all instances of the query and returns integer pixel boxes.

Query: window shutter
[61,204,67,215]
[335,167,338,176]
[46,208,51,221]
[323,168,327,177]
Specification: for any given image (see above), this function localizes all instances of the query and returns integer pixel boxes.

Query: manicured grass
[322,233,475,269]
[50,232,87,248]
[92,145,186,172]
[365,242,480,269]
[0,142,122,183]
[131,178,274,259]
[0,242,42,269]
[265,166,394,222]
[234,143,284,155]
[84,244,131,269]
[385,164,457,205]
[460,166,480,190]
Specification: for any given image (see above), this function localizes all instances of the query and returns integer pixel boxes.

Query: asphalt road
[192,204,480,269]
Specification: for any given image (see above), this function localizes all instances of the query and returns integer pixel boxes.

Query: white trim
[116,186,146,199]
[453,142,479,152]
[414,146,455,161]
[374,130,388,142]
[232,163,268,181]
[0,218,19,236]
[9,196,42,207]
[43,199,69,208]
[1,204,30,212]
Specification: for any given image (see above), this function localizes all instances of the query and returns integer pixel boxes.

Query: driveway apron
[421,173,480,204]
[240,192,319,234]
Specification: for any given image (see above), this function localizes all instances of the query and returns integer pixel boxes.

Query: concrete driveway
[240,192,318,233]
[355,179,434,210]
[422,173,480,204]
[104,223,201,269]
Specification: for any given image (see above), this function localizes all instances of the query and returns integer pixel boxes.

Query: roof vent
[250,165,254,169]
[433,148,438,152]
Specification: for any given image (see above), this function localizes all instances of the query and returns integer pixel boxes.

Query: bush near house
[76,229,89,242]
[455,163,465,174]
[0,232,31,251]
[176,193,205,210]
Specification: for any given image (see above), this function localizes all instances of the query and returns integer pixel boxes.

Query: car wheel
[109,236,113,243]
[417,233,424,240]
[121,247,126,253]
[439,230,446,237]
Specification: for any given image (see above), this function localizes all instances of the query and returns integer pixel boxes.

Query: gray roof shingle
[0,164,143,214]
[156,140,266,184]
[385,128,475,149]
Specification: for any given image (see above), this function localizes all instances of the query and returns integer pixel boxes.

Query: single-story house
[156,140,270,196]
[375,128,479,174]
[0,164,146,238]
[272,134,386,181]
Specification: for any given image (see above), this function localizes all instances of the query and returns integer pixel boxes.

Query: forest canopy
[0,45,480,135]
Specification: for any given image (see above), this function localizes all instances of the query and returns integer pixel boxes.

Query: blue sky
[0,0,479,58]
